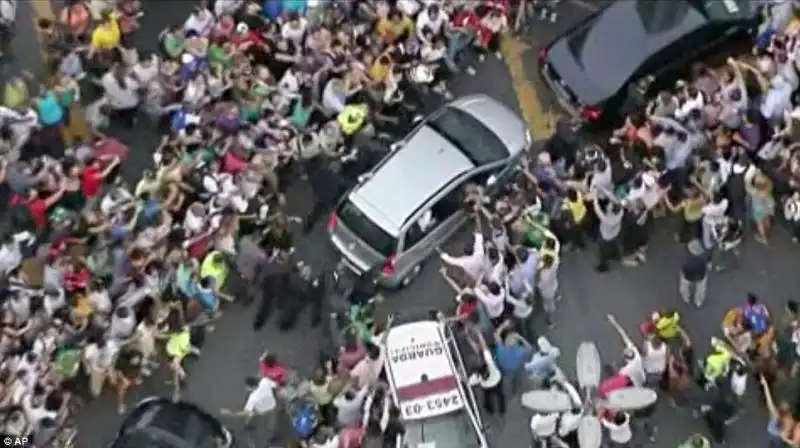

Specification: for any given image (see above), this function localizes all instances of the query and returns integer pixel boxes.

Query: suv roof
[349,126,474,233]
[385,321,465,421]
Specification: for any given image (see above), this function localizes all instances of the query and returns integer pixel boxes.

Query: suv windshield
[427,107,508,165]
[337,200,397,256]
[405,411,482,448]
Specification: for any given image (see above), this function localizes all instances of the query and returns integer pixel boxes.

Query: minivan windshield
[337,200,397,256]
[427,107,508,165]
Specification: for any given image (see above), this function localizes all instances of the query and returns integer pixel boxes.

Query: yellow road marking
[501,36,557,140]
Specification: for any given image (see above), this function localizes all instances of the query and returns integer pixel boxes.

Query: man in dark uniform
[277,261,325,331]
[252,249,292,331]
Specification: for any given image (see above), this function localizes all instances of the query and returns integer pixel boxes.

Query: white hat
[181,53,194,65]
[235,22,249,34]
[536,336,552,353]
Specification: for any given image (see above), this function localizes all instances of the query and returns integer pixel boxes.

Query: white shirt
[558,411,582,437]
[675,91,705,121]
[702,199,728,225]
[244,377,278,414]
[602,413,633,443]
[619,345,646,387]
[505,289,533,319]
[101,72,141,110]
[416,9,448,39]
[214,0,243,16]
[730,371,747,397]
[184,10,215,36]
[0,241,22,275]
[642,340,668,375]
[475,285,505,318]
[530,413,559,438]
[440,233,485,282]
[397,0,422,15]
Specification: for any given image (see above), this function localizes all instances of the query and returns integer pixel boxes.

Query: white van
[383,320,489,448]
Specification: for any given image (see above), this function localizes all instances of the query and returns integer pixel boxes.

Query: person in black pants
[252,251,292,330]
[304,159,346,234]
[277,261,325,331]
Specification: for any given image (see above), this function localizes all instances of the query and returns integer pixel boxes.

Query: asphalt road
[5,1,792,447]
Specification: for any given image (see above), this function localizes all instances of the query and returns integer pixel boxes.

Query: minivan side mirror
[412,115,424,124]
[390,142,403,151]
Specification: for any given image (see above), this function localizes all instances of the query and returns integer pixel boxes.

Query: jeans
[445,29,474,72]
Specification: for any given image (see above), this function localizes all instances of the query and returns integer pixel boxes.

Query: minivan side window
[404,209,439,248]
[430,188,462,223]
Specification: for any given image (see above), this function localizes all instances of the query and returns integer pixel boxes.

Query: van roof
[349,127,474,233]
[385,321,464,421]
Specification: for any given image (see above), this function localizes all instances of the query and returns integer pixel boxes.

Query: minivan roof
[349,126,474,233]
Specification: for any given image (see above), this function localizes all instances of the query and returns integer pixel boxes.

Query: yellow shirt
[563,195,587,223]
[376,18,399,42]
[369,61,391,83]
[394,17,414,38]
[90,16,121,50]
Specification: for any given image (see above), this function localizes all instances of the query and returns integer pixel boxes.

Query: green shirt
[59,87,77,106]
[163,33,186,59]
[524,214,550,248]
[208,44,231,68]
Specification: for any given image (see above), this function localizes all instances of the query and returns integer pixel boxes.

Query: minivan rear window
[337,201,397,257]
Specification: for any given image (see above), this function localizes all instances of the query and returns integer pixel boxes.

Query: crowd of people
[1,0,800,447]
[0,0,524,446]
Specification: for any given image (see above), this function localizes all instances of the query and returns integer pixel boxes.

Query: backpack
[291,401,318,438]
[742,305,769,335]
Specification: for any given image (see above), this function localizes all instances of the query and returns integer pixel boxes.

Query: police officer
[252,249,292,331]
[277,261,325,331]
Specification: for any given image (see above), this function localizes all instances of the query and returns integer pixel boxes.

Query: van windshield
[337,200,397,256]
[427,107,508,165]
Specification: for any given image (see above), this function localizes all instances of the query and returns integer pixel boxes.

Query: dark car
[538,0,759,126]
[111,397,234,448]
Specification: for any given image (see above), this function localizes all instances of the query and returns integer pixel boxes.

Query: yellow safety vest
[200,251,228,289]
[704,350,730,381]
[337,104,367,135]
[166,330,192,361]
[655,314,680,339]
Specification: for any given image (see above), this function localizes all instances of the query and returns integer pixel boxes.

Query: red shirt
[456,300,478,318]
[452,9,480,32]
[80,166,103,198]
[229,31,263,50]
[259,362,287,385]
[27,199,48,229]
[64,268,90,292]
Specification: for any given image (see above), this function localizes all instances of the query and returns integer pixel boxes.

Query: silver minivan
[327,95,530,288]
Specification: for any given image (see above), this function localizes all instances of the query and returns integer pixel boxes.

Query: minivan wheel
[400,264,422,288]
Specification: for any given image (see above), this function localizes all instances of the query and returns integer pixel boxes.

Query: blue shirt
[37,92,64,126]
[189,282,217,310]
[508,249,538,297]
[494,343,530,374]
[524,348,561,378]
